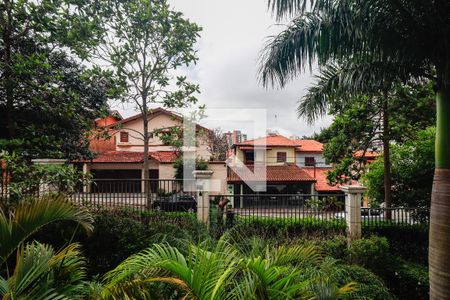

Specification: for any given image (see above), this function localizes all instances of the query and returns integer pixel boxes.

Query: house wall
[296,152,330,167]
[115,113,211,160]
[159,163,176,180]
[266,147,296,165]
[209,162,227,194]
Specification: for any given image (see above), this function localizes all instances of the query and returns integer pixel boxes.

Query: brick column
[340,185,366,242]
[193,170,214,225]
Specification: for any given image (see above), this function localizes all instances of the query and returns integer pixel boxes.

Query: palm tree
[260,1,450,297]
[0,242,88,299]
[0,194,94,264]
[296,59,430,217]
[101,237,354,299]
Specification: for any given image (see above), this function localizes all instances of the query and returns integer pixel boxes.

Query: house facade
[78,108,227,194]
[227,134,343,195]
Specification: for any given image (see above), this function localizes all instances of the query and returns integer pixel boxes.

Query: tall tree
[0,0,110,159]
[302,74,434,215]
[96,0,201,200]
[260,1,450,296]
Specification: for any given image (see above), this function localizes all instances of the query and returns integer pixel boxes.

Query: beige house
[228,134,344,195]
[79,108,227,194]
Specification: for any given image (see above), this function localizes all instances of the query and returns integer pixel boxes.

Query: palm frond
[0,195,93,264]
[0,242,87,300]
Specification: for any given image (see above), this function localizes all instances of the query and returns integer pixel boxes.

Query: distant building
[225,130,247,147]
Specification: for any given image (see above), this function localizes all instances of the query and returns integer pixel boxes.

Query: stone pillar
[193,170,214,225]
[240,184,244,209]
[31,159,67,194]
[340,185,366,242]
[82,163,91,193]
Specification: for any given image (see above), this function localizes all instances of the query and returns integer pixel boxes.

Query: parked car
[152,194,197,212]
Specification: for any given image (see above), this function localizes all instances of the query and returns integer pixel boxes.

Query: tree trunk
[429,84,450,299]
[382,96,392,219]
[142,96,151,209]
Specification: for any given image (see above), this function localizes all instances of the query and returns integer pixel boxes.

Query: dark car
[152,194,197,212]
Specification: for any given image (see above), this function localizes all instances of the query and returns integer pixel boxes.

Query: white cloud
[114,0,332,138]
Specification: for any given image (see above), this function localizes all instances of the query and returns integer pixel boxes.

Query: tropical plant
[0,242,88,300]
[101,236,355,299]
[260,0,450,296]
[0,194,93,264]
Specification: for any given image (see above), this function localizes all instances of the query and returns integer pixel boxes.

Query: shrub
[347,236,390,272]
[32,209,210,276]
[363,225,428,264]
[229,217,346,241]
[333,264,394,300]
[390,259,429,299]
[318,235,348,259]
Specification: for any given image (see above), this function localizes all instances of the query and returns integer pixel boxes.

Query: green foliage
[96,0,202,158]
[363,127,435,207]
[0,242,89,300]
[0,194,93,264]
[173,156,208,179]
[101,235,356,299]
[229,218,346,241]
[0,152,89,202]
[0,0,112,159]
[34,209,209,276]
[347,236,389,271]
[363,225,429,265]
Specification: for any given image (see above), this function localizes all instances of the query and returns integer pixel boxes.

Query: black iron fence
[71,179,198,213]
[361,207,429,227]
[212,194,347,225]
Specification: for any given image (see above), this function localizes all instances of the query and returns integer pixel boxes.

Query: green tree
[363,127,435,208]
[259,2,450,295]
[0,46,113,159]
[0,0,108,159]
[96,0,201,201]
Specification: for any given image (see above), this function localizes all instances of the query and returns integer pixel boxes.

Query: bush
[389,259,429,299]
[334,264,394,300]
[347,236,390,273]
[229,218,346,241]
[32,209,210,276]
[363,225,428,264]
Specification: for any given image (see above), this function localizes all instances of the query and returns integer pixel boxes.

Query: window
[244,151,254,164]
[277,152,287,163]
[305,157,316,166]
[120,132,129,143]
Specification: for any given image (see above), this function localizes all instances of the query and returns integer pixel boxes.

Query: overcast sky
[114,0,332,138]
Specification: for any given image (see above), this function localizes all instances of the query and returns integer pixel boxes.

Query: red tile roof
[294,140,324,152]
[228,164,316,183]
[303,167,358,192]
[353,150,379,159]
[303,168,340,192]
[82,151,178,163]
[235,135,298,147]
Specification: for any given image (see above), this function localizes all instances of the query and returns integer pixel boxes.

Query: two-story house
[227,134,344,195]
[78,107,227,193]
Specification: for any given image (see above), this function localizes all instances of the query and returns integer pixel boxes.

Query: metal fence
[71,179,198,213]
[212,194,347,224]
[361,207,429,226]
